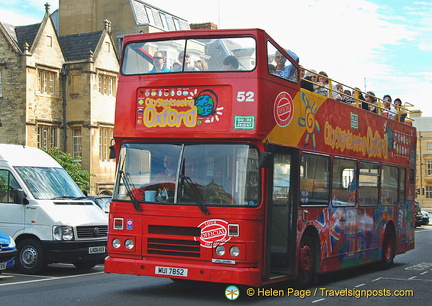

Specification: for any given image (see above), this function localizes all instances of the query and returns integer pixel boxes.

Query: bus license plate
[155,266,188,277]
[88,246,106,254]
[0,262,7,270]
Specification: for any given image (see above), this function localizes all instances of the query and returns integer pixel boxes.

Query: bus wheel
[297,235,316,287]
[16,238,47,274]
[381,227,395,269]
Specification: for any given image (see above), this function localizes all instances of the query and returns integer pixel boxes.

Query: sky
[1,0,431,116]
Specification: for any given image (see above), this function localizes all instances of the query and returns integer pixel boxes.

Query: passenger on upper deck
[149,51,171,73]
[269,64,277,75]
[365,91,377,113]
[314,71,329,97]
[333,83,344,101]
[390,98,407,122]
[223,55,240,70]
[176,51,199,71]
[300,67,314,91]
[382,95,392,117]
[274,50,298,81]
[342,89,355,104]
[194,59,208,71]
[352,88,367,110]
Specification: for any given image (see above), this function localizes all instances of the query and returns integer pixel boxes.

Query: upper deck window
[267,41,299,83]
[121,37,256,75]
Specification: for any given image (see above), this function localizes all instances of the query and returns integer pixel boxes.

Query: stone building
[0,4,119,195]
[57,0,191,51]
[0,1,192,195]
[412,116,432,208]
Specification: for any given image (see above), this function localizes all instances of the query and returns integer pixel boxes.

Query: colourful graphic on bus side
[136,88,224,128]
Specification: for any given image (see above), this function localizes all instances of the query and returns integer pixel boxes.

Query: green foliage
[41,147,94,193]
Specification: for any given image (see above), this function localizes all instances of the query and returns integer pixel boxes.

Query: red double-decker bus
[104,28,416,287]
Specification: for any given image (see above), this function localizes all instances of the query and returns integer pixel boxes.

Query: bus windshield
[113,143,259,207]
[122,36,256,74]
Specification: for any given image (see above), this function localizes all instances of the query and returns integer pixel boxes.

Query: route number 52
[237,91,255,102]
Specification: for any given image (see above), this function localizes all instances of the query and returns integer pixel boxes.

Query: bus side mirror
[259,152,273,168]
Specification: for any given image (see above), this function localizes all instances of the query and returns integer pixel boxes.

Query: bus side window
[300,153,330,204]
[381,165,398,205]
[332,158,357,206]
[267,41,299,82]
[358,162,379,206]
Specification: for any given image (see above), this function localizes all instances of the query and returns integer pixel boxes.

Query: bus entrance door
[266,148,298,278]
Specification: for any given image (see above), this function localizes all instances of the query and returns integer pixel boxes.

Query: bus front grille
[147,238,200,257]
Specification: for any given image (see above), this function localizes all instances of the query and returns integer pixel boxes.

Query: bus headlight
[112,238,121,248]
[230,246,240,257]
[215,245,225,256]
[53,225,74,241]
[125,239,135,250]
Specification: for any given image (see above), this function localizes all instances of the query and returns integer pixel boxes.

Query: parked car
[88,196,112,213]
[0,231,16,274]
[415,201,423,227]
[415,200,430,227]
[420,210,430,226]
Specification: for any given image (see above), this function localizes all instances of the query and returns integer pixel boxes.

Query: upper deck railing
[299,68,413,124]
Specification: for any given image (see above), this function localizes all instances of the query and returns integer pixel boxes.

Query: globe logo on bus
[195,90,218,117]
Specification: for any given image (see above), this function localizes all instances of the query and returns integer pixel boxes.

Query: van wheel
[297,235,317,287]
[73,261,97,270]
[16,238,47,274]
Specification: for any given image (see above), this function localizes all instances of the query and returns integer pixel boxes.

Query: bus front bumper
[104,256,263,287]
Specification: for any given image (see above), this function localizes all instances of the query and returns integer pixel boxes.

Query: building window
[98,74,116,96]
[427,142,432,150]
[426,186,432,199]
[38,69,57,95]
[72,128,82,162]
[145,6,155,24]
[37,125,58,149]
[160,12,170,30]
[426,159,432,176]
[47,35,53,47]
[173,18,181,30]
[99,127,113,161]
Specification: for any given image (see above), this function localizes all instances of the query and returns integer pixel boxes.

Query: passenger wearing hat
[175,51,199,71]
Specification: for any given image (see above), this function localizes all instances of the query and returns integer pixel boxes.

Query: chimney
[190,23,218,30]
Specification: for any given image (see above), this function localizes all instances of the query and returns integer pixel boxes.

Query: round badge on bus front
[274,91,294,127]
[195,219,231,248]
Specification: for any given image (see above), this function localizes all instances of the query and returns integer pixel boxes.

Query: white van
[0,144,107,274]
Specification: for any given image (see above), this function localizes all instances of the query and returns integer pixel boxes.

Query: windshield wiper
[181,175,210,215]
[51,196,75,200]
[74,196,88,200]
[120,170,142,212]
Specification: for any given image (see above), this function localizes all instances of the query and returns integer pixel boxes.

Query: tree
[42,147,93,193]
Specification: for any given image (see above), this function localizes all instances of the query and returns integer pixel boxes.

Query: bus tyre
[381,227,395,269]
[297,235,317,287]
[16,238,47,274]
